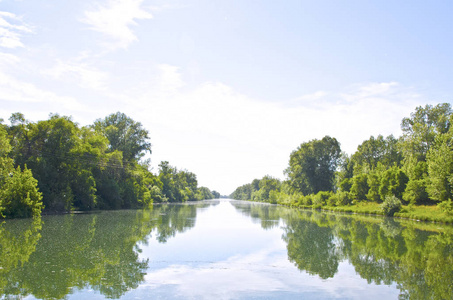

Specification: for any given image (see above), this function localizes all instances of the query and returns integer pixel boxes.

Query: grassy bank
[272,200,453,224]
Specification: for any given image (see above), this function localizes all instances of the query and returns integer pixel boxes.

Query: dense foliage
[0,112,219,218]
[231,103,453,221]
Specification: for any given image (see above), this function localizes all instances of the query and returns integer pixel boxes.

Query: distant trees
[230,175,281,203]
[0,112,217,218]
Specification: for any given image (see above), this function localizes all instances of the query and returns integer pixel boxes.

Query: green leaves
[286,136,341,195]
[380,195,402,217]
[0,166,43,218]
[93,112,151,162]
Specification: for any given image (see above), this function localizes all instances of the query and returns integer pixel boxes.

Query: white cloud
[0,72,88,112]
[0,11,33,49]
[45,59,110,90]
[156,64,186,94]
[81,0,153,49]
[0,52,20,65]
[121,64,427,193]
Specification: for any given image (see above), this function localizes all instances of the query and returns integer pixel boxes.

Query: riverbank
[267,200,453,224]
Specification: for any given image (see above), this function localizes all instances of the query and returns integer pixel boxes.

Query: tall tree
[400,103,451,165]
[285,136,341,195]
[93,112,151,162]
[352,135,402,174]
[426,125,453,202]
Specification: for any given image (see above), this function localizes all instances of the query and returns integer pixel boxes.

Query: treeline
[231,103,453,218]
[0,112,220,218]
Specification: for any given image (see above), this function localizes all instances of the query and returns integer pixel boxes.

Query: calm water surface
[0,199,452,299]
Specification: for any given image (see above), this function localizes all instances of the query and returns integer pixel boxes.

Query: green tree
[93,112,151,162]
[352,135,402,174]
[350,174,369,201]
[400,103,452,176]
[379,166,408,201]
[256,175,281,201]
[0,126,43,218]
[196,187,214,200]
[426,128,453,202]
[285,136,341,195]
[1,166,43,218]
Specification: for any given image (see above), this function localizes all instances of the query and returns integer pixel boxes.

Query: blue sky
[1,0,452,194]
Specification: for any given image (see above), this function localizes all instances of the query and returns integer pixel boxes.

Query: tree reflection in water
[230,201,453,300]
[0,201,215,299]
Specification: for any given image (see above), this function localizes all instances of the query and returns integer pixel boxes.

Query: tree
[258,175,281,201]
[1,166,43,218]
[379,166,408,201]
[196,187,214,200]
[285,136,341,195]
[426,128,453,202]
[211,190,221,199]
[93,112,151,162]
[0,126,43,218]
[352,135,402,174]
[400,103,452,176]
[350,174,369,201]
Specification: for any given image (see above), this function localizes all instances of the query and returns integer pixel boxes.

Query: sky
[1,0,452,195]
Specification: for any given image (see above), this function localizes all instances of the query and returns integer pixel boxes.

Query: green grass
[395,205,453,223]
[290,201,453,223]
[264,196,453,223]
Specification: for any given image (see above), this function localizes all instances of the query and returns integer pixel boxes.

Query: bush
[327,193,337,206]
[313,191,332,207]
[303,194,313,206]
[0,166,43,218]
[438,199,453,215]
[336,191,352,206]
[380,195,402,217]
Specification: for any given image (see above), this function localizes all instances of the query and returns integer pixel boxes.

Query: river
[0,199,452,299]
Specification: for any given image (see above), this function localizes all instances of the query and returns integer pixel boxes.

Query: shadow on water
[230,200,453,300]
[0,200,217,299]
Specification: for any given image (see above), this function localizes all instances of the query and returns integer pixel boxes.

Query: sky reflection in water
[5,199,452,300]
[130,200,399,300]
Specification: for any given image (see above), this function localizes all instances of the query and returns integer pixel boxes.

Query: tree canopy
[285,136,341,195]
[0,112,219,218]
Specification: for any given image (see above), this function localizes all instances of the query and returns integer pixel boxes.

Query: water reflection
[0,201,216,299]
[230,201,453,299]
[1,200,452,299]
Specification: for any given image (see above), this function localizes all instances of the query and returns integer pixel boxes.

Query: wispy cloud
[81,0,152,50]
[45,59,110,90]
[0,11,33,49]
[0,72,88,112]
[120,65,429,192]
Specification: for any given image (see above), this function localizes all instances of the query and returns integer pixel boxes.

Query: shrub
[438,199,453,215]
[327,193,337,206]
[303,194,313,206]
[313,191,331,207]
[0,166,43,218]
[380,195,402,217]
[336,191,352,206]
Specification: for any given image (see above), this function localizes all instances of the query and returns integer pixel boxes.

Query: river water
[0,199,452,299]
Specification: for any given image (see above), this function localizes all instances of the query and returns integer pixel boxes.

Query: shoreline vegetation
[243,199,453,224]
[0,112,220,219]
[231,103,453,224]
